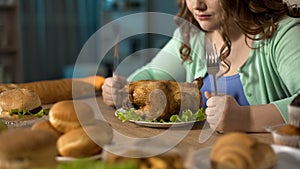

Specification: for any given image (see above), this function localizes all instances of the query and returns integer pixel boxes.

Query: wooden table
[3,95,275,168]
[81,96,274,157]
[5,95,273,153]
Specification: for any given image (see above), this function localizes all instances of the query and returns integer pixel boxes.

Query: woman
[102,0,300,132]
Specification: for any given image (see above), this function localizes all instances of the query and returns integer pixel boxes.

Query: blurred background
[0,0,178,83]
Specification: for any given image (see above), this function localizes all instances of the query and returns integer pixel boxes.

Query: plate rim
[56,153,102,162]
[271,144,300,160]
[115,108,199,128]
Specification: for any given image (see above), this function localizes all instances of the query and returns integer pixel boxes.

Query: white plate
[115,108,199,128]
[191,145,300,169]
[131,120,197,128]
[1,115,49,129]
[56,153,102,162]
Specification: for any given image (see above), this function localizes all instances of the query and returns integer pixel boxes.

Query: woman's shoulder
[277,16,300,30]
[268,16,300,42]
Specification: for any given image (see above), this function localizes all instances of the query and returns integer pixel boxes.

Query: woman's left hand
[204,92,250,133]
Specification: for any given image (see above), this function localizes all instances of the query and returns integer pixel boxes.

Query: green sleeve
[272,95,297,122]
[271,18,300,121]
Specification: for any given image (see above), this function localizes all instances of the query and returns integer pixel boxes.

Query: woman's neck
[205,22,253,76]
[206,20,244,44]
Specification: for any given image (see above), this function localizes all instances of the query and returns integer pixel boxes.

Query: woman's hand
[204,92,250,133]
[102,75,128,108]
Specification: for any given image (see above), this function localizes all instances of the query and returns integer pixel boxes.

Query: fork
[198,38,220,143]
[205,39,220,96]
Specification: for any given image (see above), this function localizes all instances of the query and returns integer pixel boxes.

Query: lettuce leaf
[9,108,49,118]
[169,108,206,122]
[33,158,138,169]
[56,159,138,169]
[117,107,206,123]
[116,108,144,122]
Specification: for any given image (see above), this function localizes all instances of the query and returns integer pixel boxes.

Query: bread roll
[49,100,95,133]
[0,128,58,169]
[210,132,277,169]
[0,75,105,104]
[57,120,113,158]
[31,120,62,139]
[252,142,278,169]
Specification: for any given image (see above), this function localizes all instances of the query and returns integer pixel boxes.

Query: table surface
[3,95,275,167]
[5,96,274,159]
[85,96,274,156]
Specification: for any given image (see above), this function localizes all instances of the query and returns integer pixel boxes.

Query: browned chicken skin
[123,78,203,121]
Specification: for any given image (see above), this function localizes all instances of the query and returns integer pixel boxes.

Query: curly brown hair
[174,0,300,74]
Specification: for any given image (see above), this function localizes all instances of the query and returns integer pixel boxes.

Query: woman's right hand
[102,75,128,108]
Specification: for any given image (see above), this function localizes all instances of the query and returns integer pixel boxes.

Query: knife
[113,35,119,76]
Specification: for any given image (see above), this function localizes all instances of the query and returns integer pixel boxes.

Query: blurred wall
[20,0,101,82]
[19,0,178,82]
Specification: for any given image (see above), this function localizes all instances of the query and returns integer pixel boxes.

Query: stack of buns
[0,128,58,169]
[210,132,277,169]
[31,100,113,158]
[31,120,62,140]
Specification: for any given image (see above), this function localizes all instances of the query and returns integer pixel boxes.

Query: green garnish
[29,158,138,169]
[117,107,206,123]
[169,108,206,122]
[56,158,138,169]
[34,108,50,117]
[116,108,144,122]
[9,108,49,118]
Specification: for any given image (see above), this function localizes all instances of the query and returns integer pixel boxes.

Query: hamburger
[0,88,49,121]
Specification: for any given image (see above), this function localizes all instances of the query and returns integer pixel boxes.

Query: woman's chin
[199,22,219,32]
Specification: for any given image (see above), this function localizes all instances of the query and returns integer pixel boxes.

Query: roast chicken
[122,78,203,121]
